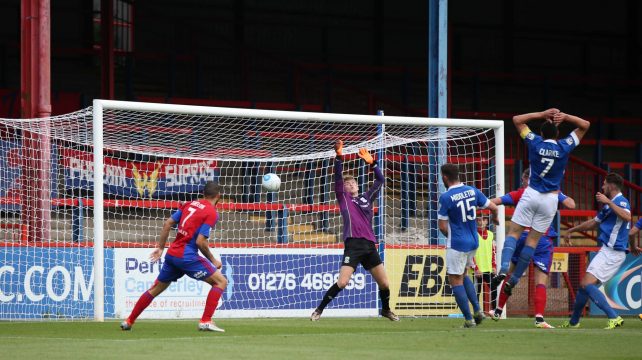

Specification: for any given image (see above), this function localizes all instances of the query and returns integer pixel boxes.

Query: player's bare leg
[198,271,228,332]
[121,280,171,331]
[493,221,526,288]
[311,265,355,321]
[370,264,399,321]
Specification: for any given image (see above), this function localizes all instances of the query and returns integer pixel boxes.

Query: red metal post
[101,0,114,99]
[20,0,51,242]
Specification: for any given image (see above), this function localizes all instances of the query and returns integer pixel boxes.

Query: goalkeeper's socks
[463,276,480,313]
[379,288,391,311]
[452,285,473,321]
[128,290,155,324]
[499,235,517,274]
[534,284,547,317]
[585,284,618,319]
[570,287,589,325]
[507,245,535,286]
[201,286,224,323]
[318,283,343,311]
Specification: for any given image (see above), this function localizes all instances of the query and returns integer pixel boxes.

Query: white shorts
[446,248,476,275]
[586,246,626,283]
[510,186,559,233]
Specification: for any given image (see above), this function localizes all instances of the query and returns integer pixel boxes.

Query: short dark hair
[540,121,559,140]
[605,172,624,190]
[441,163,459,181]
[522,168,530,178]
[203,181,222,198]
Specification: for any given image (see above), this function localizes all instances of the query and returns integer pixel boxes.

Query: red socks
[201,287,224,323]
[534,284,547,316]
[127,290,155,324]
[497,282,509,310]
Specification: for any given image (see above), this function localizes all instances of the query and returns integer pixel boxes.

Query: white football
[262,173,281,192]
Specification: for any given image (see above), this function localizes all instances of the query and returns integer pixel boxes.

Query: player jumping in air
[561,173,632,329]
[311,140,399,322]
[493,109,590,295]
[438,163,499,328]
[120,181,228,332]
[490,168,576,328]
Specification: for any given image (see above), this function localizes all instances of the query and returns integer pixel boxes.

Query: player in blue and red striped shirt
[310,140,399,322]
[120,181,228,332]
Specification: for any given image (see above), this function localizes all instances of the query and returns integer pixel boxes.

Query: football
[262,173,281,192]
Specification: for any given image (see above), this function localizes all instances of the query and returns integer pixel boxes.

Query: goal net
[0,100,504,320]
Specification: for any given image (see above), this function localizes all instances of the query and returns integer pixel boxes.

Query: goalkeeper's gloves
[335,139,343,159]
[358,148,374,165]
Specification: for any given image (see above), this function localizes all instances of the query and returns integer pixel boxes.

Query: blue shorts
[511,232,554,274]
[157,254,217,283]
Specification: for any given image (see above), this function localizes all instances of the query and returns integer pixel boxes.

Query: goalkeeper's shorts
[342,238,382,270]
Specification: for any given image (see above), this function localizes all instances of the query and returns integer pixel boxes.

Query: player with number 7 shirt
[493,109,590,296]
[120,181,228,332]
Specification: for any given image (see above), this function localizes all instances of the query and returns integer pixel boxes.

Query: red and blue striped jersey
[167,200,218,258]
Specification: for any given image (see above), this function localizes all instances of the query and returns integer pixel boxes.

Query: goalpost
[0,99,504,321]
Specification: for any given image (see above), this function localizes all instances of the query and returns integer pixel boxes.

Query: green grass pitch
[1,317,641,360]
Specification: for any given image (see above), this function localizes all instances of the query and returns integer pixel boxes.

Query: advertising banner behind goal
[114,248,378,319]
[0,247,115,319]
[385,248,459,316]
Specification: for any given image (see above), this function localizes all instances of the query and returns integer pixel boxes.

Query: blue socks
[453,285,473,320]
[463,276,480,313]
[585,284,618,319]
[570,288,589,325]
[570,285,618,325]
[500,235,517,274]
[507,245,535,286]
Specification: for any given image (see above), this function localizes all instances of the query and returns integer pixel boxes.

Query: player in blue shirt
[438,163,499,327]
[495,109,590,296]
[561,173,631,329]
[490,168,576,328]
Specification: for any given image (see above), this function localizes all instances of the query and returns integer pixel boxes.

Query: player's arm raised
[596,192,631,223]
[151,217,177,262]
[553,112,590,141]
[513,108,559,138]
[334,140,345,194]
[359,148,384,199]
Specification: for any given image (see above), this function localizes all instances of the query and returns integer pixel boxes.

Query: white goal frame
[91,99,505,321]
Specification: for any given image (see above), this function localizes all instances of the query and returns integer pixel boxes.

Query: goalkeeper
[311,140,399,321]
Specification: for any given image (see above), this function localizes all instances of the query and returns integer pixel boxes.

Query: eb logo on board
[398,255,453,298]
